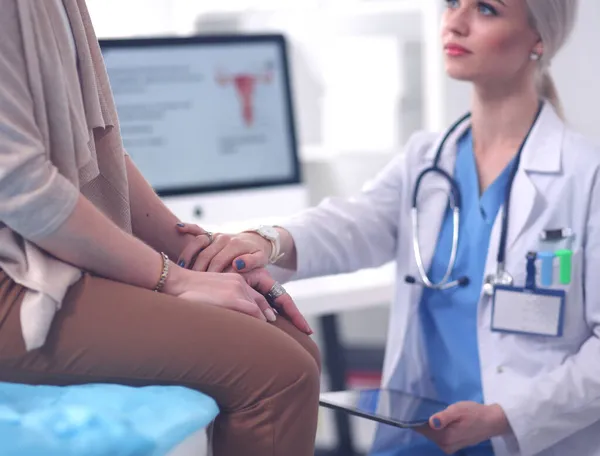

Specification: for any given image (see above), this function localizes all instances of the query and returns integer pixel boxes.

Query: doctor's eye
[477,2,498,16]
[445,0,460,9]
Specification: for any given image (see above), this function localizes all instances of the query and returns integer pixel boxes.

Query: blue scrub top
[377,129,515,456]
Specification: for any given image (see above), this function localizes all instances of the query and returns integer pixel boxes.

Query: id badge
[491,285,565,337]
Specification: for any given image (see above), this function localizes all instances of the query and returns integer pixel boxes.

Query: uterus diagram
[216,62,274,127]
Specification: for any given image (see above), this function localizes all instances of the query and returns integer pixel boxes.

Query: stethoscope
[405,103,543,295]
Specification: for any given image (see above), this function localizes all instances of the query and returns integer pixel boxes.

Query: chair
[0,382,218,456]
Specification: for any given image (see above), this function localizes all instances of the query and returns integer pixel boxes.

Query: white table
[284,262,396,317]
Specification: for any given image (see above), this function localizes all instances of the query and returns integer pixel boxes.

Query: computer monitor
[99,34,308,229]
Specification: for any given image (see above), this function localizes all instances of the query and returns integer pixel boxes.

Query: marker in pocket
[555,249,573,285]
[537,251,555,287]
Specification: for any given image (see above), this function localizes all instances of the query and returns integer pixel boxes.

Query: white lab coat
[279,102,600,455]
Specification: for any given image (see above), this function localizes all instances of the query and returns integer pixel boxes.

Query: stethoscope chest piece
[483,270,514,296]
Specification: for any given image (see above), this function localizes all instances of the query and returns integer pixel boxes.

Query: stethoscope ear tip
[404,275,417,284]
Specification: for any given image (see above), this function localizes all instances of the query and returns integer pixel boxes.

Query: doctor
[177,0,600,454]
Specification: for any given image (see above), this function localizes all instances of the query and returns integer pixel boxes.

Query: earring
[530,52,541,61]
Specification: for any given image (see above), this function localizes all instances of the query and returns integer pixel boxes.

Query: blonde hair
[526,0,579,118]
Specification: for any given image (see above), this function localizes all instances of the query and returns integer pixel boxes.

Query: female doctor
[177,0,600,454]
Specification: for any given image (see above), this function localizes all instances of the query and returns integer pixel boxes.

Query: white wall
[553,0,600,143]
[86,0,174,37]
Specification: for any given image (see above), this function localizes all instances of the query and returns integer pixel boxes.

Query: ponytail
[526,0,578,120]
[540,70,564,120]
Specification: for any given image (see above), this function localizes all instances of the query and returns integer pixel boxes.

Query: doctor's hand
[175,223,270,273]
[417,402,510,454]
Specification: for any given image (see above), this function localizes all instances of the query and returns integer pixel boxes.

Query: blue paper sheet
[0,382,219,456]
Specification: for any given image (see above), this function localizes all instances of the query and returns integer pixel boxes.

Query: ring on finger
[199,231,214,244]
[266,282,287,301]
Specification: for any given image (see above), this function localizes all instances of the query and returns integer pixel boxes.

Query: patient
[0,1,319,455]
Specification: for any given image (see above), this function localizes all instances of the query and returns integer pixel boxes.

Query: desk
[286,263,396,456]
[284,263,396,318]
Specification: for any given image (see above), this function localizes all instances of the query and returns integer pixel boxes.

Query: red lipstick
[444,44,471,56]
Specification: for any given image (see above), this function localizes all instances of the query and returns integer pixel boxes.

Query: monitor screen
[99,34,301,196]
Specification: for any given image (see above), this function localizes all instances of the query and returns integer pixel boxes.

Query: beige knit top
[0,0,131,350]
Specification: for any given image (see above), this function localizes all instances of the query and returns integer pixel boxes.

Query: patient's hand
[176,223,270,273]
[241,267,312,334]
[175,223,312,334]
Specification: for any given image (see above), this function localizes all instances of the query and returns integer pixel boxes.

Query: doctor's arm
[269,168,406,279]
[178,133,432,278]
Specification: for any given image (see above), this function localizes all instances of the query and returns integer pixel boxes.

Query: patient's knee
[303,336,322,374]
[275,338,321,401]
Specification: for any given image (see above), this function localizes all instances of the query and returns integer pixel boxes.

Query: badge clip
[525,251,537,290]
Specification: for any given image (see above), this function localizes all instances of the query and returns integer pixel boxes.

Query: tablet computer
[319,388,448,428]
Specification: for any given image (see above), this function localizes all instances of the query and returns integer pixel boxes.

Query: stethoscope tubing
[408,102,544,290]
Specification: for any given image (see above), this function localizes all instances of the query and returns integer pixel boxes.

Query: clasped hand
[176,223,272,274]
[171,223,311,335]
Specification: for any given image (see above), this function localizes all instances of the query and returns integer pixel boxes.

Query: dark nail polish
[235,259,246,270]
[178,260,186,268]
[176,223,185,227]
[433,418,442,429]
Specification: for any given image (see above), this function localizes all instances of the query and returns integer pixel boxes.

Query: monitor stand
[163,184,309,233]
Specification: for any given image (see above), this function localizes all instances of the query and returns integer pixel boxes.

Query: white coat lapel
[504,169,538,255]
[505,103,565,253]
[479,168,540,299]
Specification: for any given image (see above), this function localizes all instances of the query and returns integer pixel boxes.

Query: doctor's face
[441,0,541,87]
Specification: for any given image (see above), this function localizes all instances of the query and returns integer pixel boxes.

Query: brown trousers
[0,270,321,456]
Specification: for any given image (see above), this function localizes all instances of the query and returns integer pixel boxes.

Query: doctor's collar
[424,101,564,174]
[519,101,564,174]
